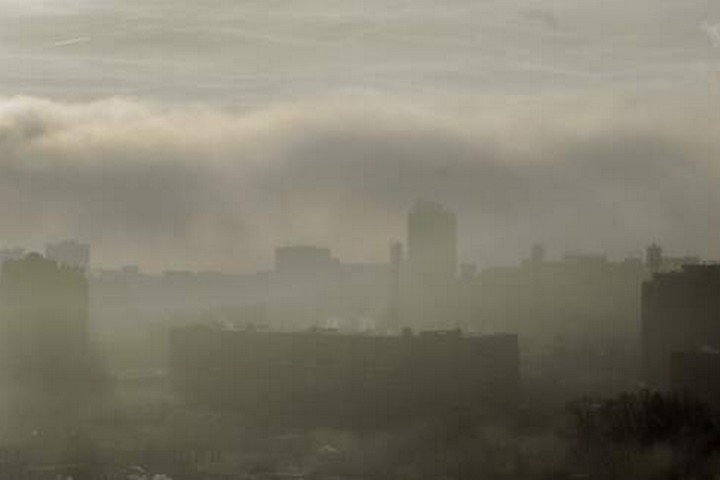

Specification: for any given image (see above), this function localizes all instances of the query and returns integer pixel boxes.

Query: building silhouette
[45,240,91,271]
[0,253,92,388]
[274,245,339,276]
[642,264,720,389]
[407,199,457,284]
[454,248,656,395]
[644,243,699,275]
[401,200,458,330]
[170,327,519,428]
[461,251,647,350]
[89,247,393,371]
[382,241,403,333]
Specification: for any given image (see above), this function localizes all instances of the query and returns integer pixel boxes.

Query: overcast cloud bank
[0,92,718,271]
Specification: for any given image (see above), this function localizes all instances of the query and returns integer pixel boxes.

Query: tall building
[384,241,403,332]
[642,264,720,388]
[407,199,457,284]
[45,240,91,270]
[402,200,458,329]
[0,253,92,388]
[642,264,720,389]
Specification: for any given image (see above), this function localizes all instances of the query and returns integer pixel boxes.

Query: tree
[567,390,719,479]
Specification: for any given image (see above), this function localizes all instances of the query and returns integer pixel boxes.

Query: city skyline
[0,226,704,276]
[2,2,720,479]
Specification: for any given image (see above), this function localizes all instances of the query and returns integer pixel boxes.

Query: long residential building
[170,327,519,428]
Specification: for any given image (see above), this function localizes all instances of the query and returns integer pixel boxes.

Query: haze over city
[1,0,720,270]
[4,2,720,480]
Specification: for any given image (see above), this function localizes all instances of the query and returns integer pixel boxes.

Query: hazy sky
[1,0,719,100]
[1,0,720,271]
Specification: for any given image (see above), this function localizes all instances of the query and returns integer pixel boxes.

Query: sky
[0,0,720,271]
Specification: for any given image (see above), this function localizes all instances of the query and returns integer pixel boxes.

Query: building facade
[170,328,519,428]
[401,200,458,330]
[0,253,92,387]
[642,264,720,389]
[407,199,457,284]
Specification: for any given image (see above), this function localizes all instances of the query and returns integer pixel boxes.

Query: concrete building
[401,200,458,330]
[380,241,403,333]
[454,251,652,395]
[467,253,647,350]
[0,253,92,387]
[407,199,457,283]
[170,327,519,428]
[642,264,720,389]
[89,251,392,371]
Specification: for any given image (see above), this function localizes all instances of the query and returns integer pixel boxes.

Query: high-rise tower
[407,199,457,284]
[403,200,458,329]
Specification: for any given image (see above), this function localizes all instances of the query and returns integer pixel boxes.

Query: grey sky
[1,0,720,271]
[1,0,719,102]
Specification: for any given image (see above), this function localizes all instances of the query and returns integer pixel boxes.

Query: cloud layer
[0,93,719,271]
[1,0,720,102]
